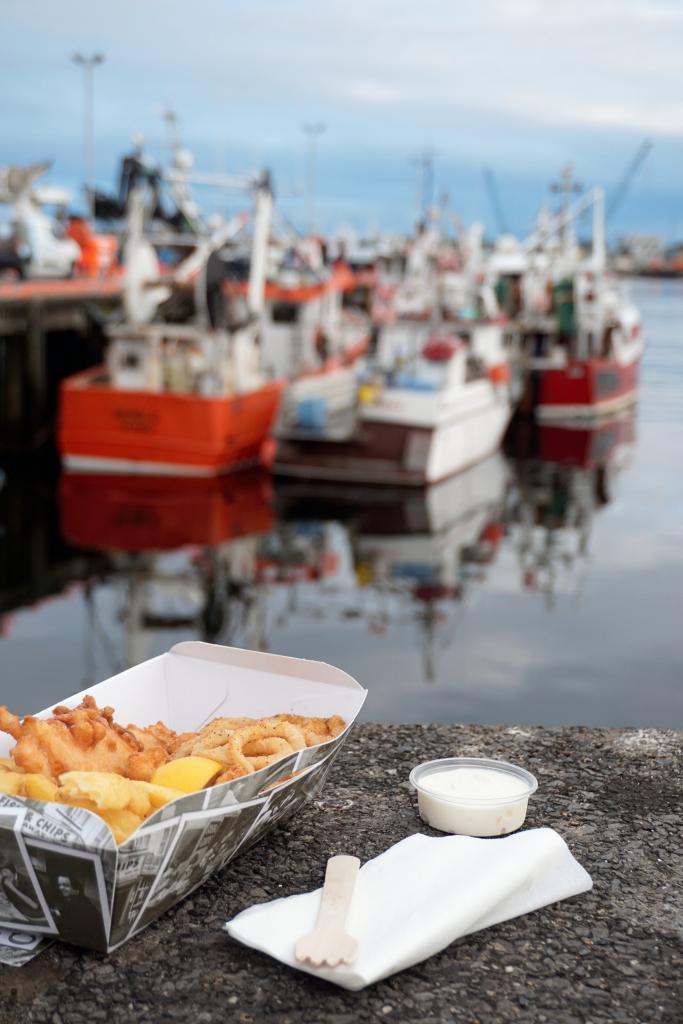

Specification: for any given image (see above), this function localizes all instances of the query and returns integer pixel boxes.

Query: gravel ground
[1,723,681,1024]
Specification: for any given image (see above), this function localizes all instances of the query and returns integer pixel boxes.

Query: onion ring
[242,737,293,759]
[273,714,345,746]
[226,720,306,777]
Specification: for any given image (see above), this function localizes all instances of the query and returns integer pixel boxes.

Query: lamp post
[302,122,325,235]
[71,52,105,219]
[411,147,434,226]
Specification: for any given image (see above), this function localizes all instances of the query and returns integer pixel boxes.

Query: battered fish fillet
[0,696,177,782]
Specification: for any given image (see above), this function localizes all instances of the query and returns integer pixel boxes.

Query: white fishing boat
[274,320,511,486]
[225,235,370,382]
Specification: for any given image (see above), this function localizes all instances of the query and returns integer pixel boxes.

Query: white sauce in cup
[409,757,538,837]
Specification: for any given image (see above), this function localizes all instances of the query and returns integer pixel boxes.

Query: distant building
[617,233,665,269]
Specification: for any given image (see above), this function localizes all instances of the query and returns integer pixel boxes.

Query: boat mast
[247,172,273,318]
[523,188,603,262]
[550,163,582,263]
[592,187,606,272]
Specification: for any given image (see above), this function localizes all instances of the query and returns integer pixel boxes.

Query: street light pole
[302,122,325,235]
[410,147,435,226]
[71,52,105,220]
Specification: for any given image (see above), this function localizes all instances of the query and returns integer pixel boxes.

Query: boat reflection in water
[506,408,637,608]
[0,467,111,627]
[51,452,509,684]
[1,407,637,697]
[273,452,509,681]
[59,469,275,553]
[58,469,276,666]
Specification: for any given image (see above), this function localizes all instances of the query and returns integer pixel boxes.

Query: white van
[12,202,81,278]
[0,167,82,279]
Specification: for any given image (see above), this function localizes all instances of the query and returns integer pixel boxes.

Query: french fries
[0,762,185,844]
[22,773,60,802]
[0,772,23,795]
[99,808,146,845]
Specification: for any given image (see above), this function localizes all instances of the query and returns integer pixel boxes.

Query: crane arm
[606,139,653,222]
[482,167,508,235]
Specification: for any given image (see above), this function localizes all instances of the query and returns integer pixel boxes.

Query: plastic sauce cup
[409,757,538,837]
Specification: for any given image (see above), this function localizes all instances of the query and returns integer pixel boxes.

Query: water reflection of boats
[57,470,275,667]
[274,453,509,680]
[275,450,508,537]
[8,440,509,684]
[506,408,636,606]
[0,466,112,623]
[533,412,636,471]
[507,407,636,472]
[59,469,274,552]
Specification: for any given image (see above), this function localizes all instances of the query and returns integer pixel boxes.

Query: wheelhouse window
[271,302,300,324]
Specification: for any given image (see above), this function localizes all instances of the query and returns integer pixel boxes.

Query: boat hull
[535,357,640,420]
[58,368,286,476]
[276,451,508,536]
[274,398,511,487]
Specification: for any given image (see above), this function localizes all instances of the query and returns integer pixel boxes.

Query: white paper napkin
[225,827,592,990]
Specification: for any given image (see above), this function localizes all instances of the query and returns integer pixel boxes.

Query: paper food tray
[0,642,366,959]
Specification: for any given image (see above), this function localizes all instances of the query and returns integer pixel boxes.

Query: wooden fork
[295,855,360,967]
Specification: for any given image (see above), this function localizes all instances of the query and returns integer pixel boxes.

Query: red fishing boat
[498,185,644,420]
[533,272,643,420]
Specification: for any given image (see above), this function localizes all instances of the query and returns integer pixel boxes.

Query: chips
[58,772,186,841]
[22,773,60,802]
[99,808,146,845]
[0,706,346,844]
[0,762,185,844]
[0,766,59,802]
[0,772,22,795]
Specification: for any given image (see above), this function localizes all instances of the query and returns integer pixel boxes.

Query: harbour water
[1,279,681,727]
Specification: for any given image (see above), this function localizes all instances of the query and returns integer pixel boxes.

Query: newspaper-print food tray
[0,642,366,961]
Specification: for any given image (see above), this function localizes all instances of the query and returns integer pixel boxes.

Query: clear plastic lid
[409,756,538,805]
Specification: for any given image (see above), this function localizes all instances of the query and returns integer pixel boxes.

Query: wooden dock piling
[0,276,122,453]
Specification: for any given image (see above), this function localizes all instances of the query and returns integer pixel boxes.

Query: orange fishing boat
[58,167,369,477]
[59,364,285,476]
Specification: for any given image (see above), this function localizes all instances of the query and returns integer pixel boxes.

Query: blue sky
[2,0,683,239]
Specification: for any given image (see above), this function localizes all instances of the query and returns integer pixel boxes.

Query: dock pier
[0,276,122,453]
[0,722,679,1023]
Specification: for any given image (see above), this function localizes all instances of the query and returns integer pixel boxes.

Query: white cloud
[347,80,403,105]
[3,0,683,141]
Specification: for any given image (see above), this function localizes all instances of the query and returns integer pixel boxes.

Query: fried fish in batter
[0,697,177,782]
[0,699,346,799]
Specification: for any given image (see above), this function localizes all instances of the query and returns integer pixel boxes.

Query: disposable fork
[295,854,360,967]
